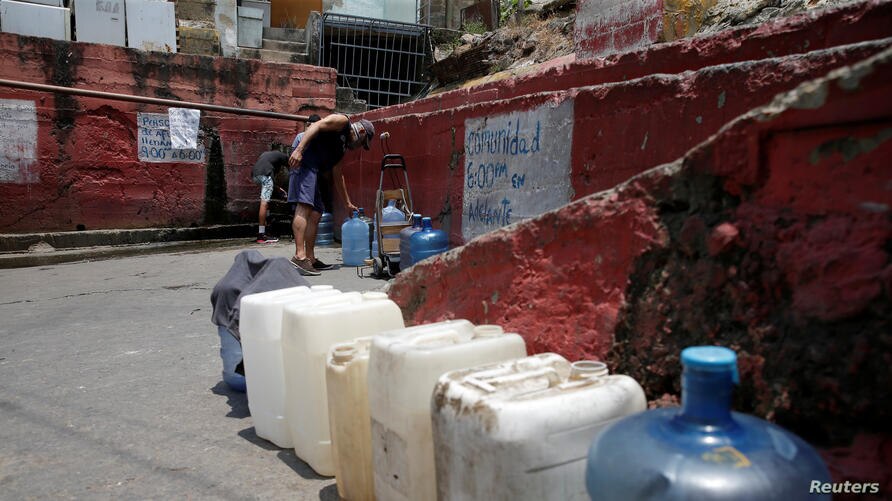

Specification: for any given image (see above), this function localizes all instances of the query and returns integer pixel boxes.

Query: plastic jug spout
[569,361,608,381]
[678,346,738,426]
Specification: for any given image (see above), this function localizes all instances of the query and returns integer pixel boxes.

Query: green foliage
[463,18,488,35]
[500,0,528,24]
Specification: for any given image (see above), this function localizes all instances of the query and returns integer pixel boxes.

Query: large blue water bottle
[358,207,377,259]
[585,346,831,500]
[399,214,423,269]
[409,217,449,264]
[315,212,334,245]
[342,210,369,266]
[217,325,246,392]
[382,199,406,262]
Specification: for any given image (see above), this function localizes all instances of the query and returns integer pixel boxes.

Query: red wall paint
[345,40,889,248]
[0,34,336,232]
[574,0,663,60]
[389,46,892,487]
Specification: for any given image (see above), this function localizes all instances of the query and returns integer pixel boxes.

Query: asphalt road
[0,241,387,500]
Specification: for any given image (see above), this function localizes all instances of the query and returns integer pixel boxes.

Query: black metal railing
[319,13,433,109]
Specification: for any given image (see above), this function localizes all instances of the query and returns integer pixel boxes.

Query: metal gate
[318,13,432,109]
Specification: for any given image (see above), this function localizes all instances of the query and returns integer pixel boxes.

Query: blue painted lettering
[466,197,512,227]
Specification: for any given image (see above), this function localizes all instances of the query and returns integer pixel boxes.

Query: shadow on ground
[210,382,249,419]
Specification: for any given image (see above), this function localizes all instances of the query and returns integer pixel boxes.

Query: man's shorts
[287,166,325,213]
[252,174,273,202]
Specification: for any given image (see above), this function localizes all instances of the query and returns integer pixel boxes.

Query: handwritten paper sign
[168,107,200,149]
[137,112,205,163]
[0,99,38,184]
[462,99,574,242]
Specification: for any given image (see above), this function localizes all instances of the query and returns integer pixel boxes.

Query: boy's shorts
[252,174,273,202]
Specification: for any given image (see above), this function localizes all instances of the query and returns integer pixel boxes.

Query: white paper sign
[137,112,205,163]
[168,107,200,149]
[462,99,575,242]
[0,99,38,184]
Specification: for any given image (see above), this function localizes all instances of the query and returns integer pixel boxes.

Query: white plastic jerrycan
[239,285,340,447]
[431,354,647,501]
[282,291,405,476]
[368,322,527,501]
[326,337,375,501]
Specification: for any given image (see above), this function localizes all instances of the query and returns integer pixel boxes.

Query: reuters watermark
[810,481,880,495]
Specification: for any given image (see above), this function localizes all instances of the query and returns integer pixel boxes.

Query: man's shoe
[290,256,321,276]
[256,233,279,244]
[312,259,334,270]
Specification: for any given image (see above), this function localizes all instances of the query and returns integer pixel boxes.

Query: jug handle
[465,367,562,393]
[409,329,463,346]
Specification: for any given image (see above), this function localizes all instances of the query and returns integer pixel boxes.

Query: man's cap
[358,119,375,150]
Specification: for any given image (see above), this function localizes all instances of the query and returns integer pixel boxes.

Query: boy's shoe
[312,259,334,270]
[290,256,321,276]
[256,233,279,244]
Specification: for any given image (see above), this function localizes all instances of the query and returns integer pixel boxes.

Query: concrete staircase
[238,27,309,64]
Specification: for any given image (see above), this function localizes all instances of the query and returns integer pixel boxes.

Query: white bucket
[432,354,647,500]
[239,285,342,447]
[283,292,405,476]
[368,321,527,501]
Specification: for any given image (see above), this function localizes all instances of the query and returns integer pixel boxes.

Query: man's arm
[332,162,359,213]
[288,114,348,168]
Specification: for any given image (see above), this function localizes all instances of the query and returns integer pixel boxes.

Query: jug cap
[681,346,739,384]
[331,344,357,363]
[569,360,608,380]
[473,325,504,338]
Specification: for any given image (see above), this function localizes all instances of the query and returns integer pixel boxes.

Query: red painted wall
[341,0,892,247]
[388,46,892,489]
[0,34,336,232]
[345,41,890,247]
[574,0,663,59]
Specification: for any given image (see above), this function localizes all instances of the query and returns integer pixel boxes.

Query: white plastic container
[368,322,527,501]
[432,354,647,500]
[283,291,405,476]
[239,285,341,447]
[326,337,375,501]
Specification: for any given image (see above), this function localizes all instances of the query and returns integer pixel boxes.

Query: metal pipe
[0,78,309,122]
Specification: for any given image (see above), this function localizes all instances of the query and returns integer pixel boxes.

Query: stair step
[239,47,309,64]
[262,39,307,52]
[262,27,305,42]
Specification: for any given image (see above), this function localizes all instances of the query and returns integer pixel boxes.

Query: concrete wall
[0,34,336,232]
[341,0,892,248]
[388,46,892,490]
[574,0,663,59]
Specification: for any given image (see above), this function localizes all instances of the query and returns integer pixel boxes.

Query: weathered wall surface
[346,0,892,247]
[388,47,892,488]
[0,34,336,232]
[348,41,890,247]
[574,0,663,59]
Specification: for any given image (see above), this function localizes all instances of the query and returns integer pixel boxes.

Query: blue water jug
[409,217,449,264]
[315,212,334,245]
[358,207,377,259]
[585,346,831,500]
[217,325,246,392]
[382,199,406,261]
[342,211,370,266]
[399,214,423,269]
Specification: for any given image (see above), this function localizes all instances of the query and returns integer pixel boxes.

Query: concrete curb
[0,225,260,269]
